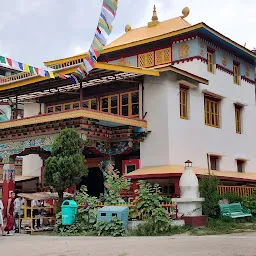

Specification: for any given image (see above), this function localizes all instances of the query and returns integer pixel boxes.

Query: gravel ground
[1,233,256,256]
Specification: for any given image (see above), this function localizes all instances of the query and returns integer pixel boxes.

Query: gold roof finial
[148,5,160,27]
[181,7,190,18]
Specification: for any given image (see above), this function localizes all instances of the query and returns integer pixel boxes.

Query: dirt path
[1,233,256,256]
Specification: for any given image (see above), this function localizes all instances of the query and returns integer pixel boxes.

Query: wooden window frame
[155,48,171,66]
[209,155,219,171]
[235,105,242,134]
[233,63,240,85]
[180,86,188,119]
[120,90,140,118]
[83,98,97,110]
[207,49,215,73]
[237,160,245,173]
[204,96,220,128]
[138,51,155,68]
[100,94,119,114]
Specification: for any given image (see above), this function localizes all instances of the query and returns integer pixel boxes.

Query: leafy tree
[199,175,220,218]
[44,128,88,205]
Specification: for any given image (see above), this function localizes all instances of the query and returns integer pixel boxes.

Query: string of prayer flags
[0,55,55,79]
[62,0,118,84]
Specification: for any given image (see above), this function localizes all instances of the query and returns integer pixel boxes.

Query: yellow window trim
[100,94,119,114]
[180,87,188,119]
[207,51,214,74]
[233,64,239,85]
[120,90,140,118]
[235,105,242,134]
[204,97,219,128]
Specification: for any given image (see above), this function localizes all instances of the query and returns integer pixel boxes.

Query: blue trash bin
[61,200,77,225]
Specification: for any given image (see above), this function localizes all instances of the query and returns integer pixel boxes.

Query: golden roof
[125,164,256,182]
[105,12,191,51]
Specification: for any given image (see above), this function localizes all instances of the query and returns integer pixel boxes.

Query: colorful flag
[23,64,30,73]
[98,18,111,35]
[95,30,107,46]
[0,56,6,64]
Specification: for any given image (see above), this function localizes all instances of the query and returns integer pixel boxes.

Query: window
[207,50,214,73]
[83,98,97,110]
[100,95,119,114]
[138,52,154,67]
[47,107,53,113]
[237,160,245,173]
[210,155,219,171]
[155,48,171,65]
[204,96,219,128]
[235,105,242,134]
[121,91,139,117]
[180,87,188,119]
[64,104,71,110]
[233,63,239,84]
[72,102,80,109]
[55,105,62,112]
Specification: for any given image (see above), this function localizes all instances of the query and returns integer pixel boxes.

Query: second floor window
[100,95,119,114]
[233,63,239,84]
[235,105,242,134]
[207,51,214,73]
[121,91,139,118]
[180,87,188,119]
[237,160,245,173]
[204,96,219,128]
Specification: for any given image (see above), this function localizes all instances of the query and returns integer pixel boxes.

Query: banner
[0,55,55,78]
[62,0,118,83]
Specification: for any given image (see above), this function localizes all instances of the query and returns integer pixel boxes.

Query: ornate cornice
[172,56,207,65]
[241,76,255,85]
[216,64,234,75]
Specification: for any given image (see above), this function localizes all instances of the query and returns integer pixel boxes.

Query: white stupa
[172,160,205,217]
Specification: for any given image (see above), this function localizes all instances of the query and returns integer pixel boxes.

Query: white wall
[22,154,43,178]
[23,102,45,118]
[22,102,45,178]
[141,59,256,174]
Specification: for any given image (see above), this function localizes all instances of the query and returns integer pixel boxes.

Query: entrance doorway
[78,167,104,197]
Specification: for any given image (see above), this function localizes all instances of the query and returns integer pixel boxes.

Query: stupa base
[182,215,207,227]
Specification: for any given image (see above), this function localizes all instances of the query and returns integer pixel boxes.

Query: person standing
[14,196,24,233]
[4,191,15,235]
[0,197,5,236]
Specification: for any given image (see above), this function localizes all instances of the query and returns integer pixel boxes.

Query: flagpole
[80,81,83,109]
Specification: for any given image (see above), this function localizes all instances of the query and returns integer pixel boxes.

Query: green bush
[243,190,256,214]
[199,175,220,218]
[130,181,171,233]
[222,192,243,204]
[97,217,126,237]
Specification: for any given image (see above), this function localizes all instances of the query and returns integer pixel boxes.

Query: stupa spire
[148,5,160,27]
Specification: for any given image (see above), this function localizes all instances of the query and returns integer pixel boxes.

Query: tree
[44,128,88,205]
[199,174,220,218]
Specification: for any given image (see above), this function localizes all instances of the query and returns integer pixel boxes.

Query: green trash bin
[61,200,77,225]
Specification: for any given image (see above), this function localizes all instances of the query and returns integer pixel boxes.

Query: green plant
[199,175,220,218]
[222,192,243,204]
[243,190,256,213]
[130,181,171,233]
[97,217,126,237]
[102,172,131,204]
[44,129,88,205]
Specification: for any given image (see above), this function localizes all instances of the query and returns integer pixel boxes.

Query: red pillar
[132,179,139,201]
[174,177,180,197]
[2,158,15,209]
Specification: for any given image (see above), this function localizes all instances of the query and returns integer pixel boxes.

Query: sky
[0,0,255,68]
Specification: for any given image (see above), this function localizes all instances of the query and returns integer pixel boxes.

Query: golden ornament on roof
[181,7,190,18]
[125,24,131,32]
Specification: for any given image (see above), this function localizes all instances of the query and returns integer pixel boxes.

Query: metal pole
[207,153,210,174]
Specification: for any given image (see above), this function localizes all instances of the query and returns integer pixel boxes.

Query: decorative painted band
[216,64,234,75]
[171,56,207,65]
[241,76,255,85]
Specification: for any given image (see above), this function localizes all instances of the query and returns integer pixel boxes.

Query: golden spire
[148,5,160,27]
[152,5,158,21]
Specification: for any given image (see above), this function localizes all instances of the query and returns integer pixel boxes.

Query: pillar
[132,179,139,201]
[2,157,15,209]
[174,177,180,197]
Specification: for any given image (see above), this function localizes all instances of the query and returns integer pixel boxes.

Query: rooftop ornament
[181,7,190,18]
[148,5,159,27]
